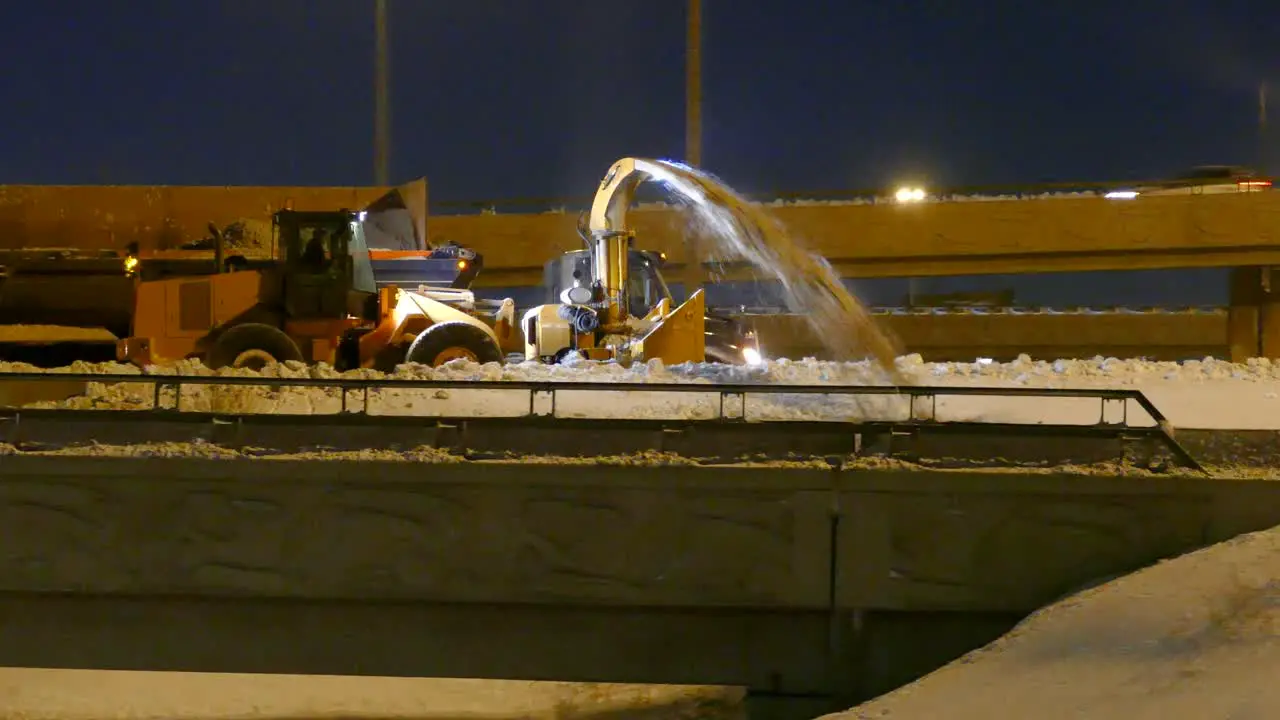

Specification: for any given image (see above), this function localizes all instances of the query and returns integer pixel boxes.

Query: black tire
[405,321,502,367]
[207,323,304,370]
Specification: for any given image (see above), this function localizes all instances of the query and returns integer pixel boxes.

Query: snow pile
[0,325,118,342]
[827,524,1280,720]
[0,670,742,720]
[1,353,1278,429]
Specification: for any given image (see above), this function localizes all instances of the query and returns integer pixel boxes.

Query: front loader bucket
[636,289,706,365]
[362,177,429,251]
[396,177,428,250]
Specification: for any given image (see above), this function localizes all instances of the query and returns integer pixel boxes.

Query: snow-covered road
[7,353,1279,431]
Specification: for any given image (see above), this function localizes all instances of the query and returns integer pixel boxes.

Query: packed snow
[827,523,1280,720]
[0,671,741,720]
[0,324,117,342]
[3,354,1278,431]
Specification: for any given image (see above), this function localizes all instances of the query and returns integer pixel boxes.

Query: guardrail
[721,305,1229,316]
[0,372,1203,470]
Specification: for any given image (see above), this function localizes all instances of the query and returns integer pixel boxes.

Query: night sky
[1,1,1277,306]
[4,1,1276,200]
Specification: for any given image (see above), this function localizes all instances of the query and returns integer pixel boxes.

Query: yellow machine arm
[586,157,650,332]
[581,157,705,363]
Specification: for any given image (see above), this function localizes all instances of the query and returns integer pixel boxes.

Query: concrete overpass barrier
[0,455,1276,716]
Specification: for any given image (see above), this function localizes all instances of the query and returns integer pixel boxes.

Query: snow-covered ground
[0,671,740,720]
[6,353,1278,431]
[828,523,1280,720]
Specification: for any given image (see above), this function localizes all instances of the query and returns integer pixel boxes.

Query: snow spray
[633,159,902,377]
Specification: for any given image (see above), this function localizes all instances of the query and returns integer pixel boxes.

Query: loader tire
[207,323,304,371]
[405,321,502,367]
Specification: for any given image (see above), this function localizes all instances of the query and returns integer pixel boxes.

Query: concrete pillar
[1228,266,1280,361]
[1262,267,1280,359]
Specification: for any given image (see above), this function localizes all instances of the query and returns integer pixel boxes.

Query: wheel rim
[232,349,276,370]
[432,347,478,366]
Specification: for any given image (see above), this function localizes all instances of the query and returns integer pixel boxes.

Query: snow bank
[827,524,1280,720]
[0,325,117,342]
[2,353,1278,430]
[0,670,742,720]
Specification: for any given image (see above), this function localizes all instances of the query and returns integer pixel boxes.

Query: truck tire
[405,321,502,367]
[207,323,304,370]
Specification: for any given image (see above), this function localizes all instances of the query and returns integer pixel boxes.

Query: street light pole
[685,0,702,167]
[1260,81,1268,176]
[681,0,706,298]
[374,0,391,186]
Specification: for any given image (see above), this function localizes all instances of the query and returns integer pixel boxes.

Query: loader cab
[543,249,673,318]
[273,209,378,320]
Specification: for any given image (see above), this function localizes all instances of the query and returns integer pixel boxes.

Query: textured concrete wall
[432,193,1280,286]
[752,311,1227,361]
[0,185,386,251]
[0,457,832,608]
[0,456,1273,612]
[4,184,1277,281]
[0,455,1277,702]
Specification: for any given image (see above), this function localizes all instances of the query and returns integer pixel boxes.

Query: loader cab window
[273,211,373,292]
[276,214,350,270]
[346,219,377,295]
[626,251,672,318]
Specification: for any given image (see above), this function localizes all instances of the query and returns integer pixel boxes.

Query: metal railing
[0,372,1202,469]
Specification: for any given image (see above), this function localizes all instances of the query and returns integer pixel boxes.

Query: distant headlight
[742,346,762,366]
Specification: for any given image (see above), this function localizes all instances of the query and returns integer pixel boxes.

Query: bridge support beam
[1228,266,1280,361]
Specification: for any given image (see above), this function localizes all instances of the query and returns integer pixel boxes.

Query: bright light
[357,211,368,222]
[457,259,468,270]
[123,256,139,274]
[742,346,762,366]
[1105,191,1139,199]
[894,187,926,203]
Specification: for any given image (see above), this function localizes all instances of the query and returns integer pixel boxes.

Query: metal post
[685,0,703,167]
[682,0,706,298]
[1260,82,1268,176]
[374,0,391,186]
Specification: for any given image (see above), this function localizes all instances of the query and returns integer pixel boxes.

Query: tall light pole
[681,0,706,297]
[374,0,391,186]
[685,0,702,167]
[1260,82,1268,175]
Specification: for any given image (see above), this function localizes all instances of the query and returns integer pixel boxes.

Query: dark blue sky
[1,1,1277,207]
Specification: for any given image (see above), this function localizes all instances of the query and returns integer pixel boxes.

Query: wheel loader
[117,208,516,371]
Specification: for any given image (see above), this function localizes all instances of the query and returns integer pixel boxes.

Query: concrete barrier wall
[0,455,1274,613]
[3,184,1278,282]
[0,185,386,251]
[0,457,833,609]
[752,311,1228,361]
[1,455,1277,699]
[431,193,1280,285]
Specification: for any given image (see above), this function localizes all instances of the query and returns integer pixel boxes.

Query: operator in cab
[302,229,329,270]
